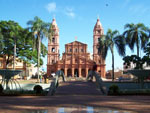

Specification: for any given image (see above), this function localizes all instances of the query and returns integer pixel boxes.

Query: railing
[87,71,106,95]
[48,70,65,96]
[48,76,59,96]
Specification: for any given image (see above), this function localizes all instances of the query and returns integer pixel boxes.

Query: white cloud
[46,2,56,13]
[65,7,75,18]
[45,3,76,18]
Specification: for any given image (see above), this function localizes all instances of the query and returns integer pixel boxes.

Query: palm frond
[98,35,108,59]
[114,35,126,56]
[124,23,134,29]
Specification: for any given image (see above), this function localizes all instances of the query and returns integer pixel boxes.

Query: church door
[67,69,72,77]
[74,69,79,77]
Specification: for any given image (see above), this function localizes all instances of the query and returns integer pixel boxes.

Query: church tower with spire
[47,18,59,76]
[93,17,104,63]
[93,17,106,77]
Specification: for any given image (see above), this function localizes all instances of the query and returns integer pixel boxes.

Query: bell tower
[93,17,104,64]
[47,18,59,76]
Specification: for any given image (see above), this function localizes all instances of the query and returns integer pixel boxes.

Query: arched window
[52,48,55,52]
[52,60,55,64]
[99,60,101,64]
[70,49,72,52]
[75,59,78,63]
[81,49,84,52]
[75,48,78,52]
[52,37,55,43]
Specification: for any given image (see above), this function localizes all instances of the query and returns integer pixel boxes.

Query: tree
[123,55,145,69]
[144,42,150,58]
[123,23,149,57]
[143,42,150,66]
[0,20,47,68]
[10,21,23,69]
[98,29,125,81]
[123,43,150,87]
[27,16,51,82]
[0,20,23,68]
[0,28,4,51]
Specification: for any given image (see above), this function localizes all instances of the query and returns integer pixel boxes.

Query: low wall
[103,82,150,90]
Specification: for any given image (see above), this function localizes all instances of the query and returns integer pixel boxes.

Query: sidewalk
[0,79,150,113]
[0,95,150,113]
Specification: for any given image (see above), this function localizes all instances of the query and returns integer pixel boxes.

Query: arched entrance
[67,69,72,77]
[74,69,79,77]
[81,69,86,77]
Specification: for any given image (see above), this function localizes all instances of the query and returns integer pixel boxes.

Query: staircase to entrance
[53,78,103,95]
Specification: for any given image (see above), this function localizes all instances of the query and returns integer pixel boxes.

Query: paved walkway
[0,95,150,113]
[0,79,150,113]
[55,80,102,95]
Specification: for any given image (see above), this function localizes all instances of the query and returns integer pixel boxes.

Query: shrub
[0,84,3,93]
[33,85,43,94]
[108,84,119,95]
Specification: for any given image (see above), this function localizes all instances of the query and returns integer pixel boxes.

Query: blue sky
[0,0,150,71]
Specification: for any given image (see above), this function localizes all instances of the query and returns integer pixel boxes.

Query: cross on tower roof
[53,14,55,19]
[97,14,99,20]
[75,36,77,41]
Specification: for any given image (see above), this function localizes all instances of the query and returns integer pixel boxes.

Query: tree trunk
[13,37,16,70]
[6,55,10,69]
[111,49,115,81]
[137,40,140,57]
[37,35,41,82]
[136,31,140,57]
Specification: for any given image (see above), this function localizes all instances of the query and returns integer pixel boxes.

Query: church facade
[47,18,106,78]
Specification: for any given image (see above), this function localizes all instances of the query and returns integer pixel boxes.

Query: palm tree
[123,23,149,57]
[98,29,125,81]
[27,16,51,82]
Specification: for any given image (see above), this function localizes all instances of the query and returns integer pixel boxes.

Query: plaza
[0,0,150,113]
[0,79,150,113]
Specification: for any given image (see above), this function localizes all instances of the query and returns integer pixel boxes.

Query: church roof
[51,18,59,30]
[52,18,57,26]
[66,41,87,46]
[94,18,103,30]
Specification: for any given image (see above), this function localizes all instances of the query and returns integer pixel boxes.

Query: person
[39,75,42,83]
[43,74,47,83]
[92,63,97,71]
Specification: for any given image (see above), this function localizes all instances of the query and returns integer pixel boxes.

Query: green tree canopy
[0,20,47,68]
[144,42,150,57]
[123,42,150,70]
[123,23,149,57]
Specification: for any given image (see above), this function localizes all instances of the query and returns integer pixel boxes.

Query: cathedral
[47,18,106,78]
